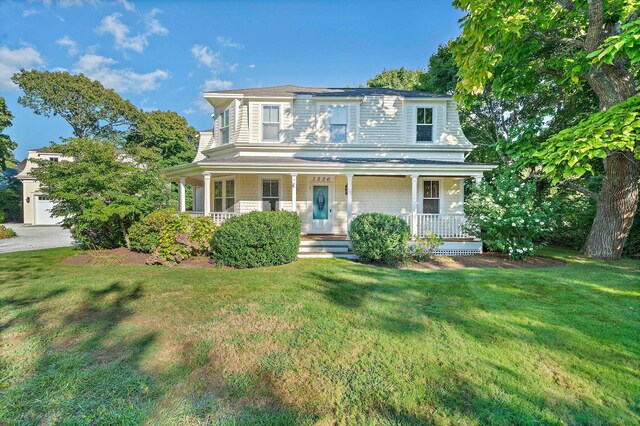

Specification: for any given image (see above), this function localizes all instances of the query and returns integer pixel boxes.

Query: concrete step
[298,245,350,253]
[297,252,357,259]
[299,240,351,247]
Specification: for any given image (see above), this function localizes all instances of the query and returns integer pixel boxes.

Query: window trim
[259,175,283,211]
[219,109,230,145]
[328,105,349,143]
[415,106,435,143]
[212,176,236,212]
[260,104,281,142]
[420,178,443,214]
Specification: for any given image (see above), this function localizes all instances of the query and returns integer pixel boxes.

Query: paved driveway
[0,224,75,253]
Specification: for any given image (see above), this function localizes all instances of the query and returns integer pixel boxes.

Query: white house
[163,85,496,256]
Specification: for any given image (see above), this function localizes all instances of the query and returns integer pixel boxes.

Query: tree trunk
[582,151,639,259]
[118,217,131,250]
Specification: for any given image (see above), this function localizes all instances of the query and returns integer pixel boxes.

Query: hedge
[129,208,175,253]
[211,211,301,268]
[349,213,411,266]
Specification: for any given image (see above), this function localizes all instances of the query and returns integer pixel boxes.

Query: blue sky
[1,0,464,160]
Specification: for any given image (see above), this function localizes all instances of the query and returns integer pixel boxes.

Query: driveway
[0,224,75,253]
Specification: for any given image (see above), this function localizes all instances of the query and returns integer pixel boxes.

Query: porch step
[297,251,357,259]
[299,239,351,248]
[298,245,350,253]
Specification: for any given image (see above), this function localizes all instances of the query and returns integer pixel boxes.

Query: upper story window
[220,109,230,144]
[423,180,440,214]
[329,106,348,143]
[262,105,280,142]
[49,156,59,162]
[416,107,433,143]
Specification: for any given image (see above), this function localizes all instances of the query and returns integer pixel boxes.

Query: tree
[0,97,17,171]
[30,138,170,249]
[452,0,640,259]
[126,110,198,167]
[11,70,141,141]
[367,67,425,91]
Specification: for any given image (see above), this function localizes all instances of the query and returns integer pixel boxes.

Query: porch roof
[163,156,496,179]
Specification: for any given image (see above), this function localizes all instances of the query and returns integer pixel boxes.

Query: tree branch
[564,182,600,200]
[585,0,606,53]
[623,7,640,26]
[555,0,575,11]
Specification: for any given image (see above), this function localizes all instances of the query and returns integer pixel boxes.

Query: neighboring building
[15,148,66,225]
[164,85,496,256]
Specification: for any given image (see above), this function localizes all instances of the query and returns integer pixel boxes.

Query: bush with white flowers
[464,173,554,260]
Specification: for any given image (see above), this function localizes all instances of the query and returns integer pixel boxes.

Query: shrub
[409,232,443,262]
[212,211,301,268]
[349,213,411,266]
[129,208,175,253]
[0,224,16,239]
[0,211,4,223]
[464,172,554,260]
[148,214,217,266]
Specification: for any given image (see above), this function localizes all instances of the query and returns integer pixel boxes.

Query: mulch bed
[408,252,565,270]
[61,247,216,268]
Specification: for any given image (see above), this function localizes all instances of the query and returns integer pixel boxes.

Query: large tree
[0,97,17,171]
[367,67,425,91]
[453,0,640,259]
[126,110,198,167]
[11,70,141,141]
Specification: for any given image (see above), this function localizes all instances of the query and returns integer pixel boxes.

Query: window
[423,180,440,214]
[262,105,280,141]
[416,107,433,142]
[49,157,59,162]
[220,109,230,144]
[261,179,280,211]
[225,179,235,211]
[329,106,347,143]
[212,179,235,212]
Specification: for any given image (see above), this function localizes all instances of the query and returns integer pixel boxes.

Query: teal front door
[309,180,333,233]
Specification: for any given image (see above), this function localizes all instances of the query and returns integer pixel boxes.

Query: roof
[204,85,450,99]
[31,147,60,153]
[198,156,487,167]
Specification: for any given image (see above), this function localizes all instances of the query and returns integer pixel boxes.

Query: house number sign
[311,176,332,182]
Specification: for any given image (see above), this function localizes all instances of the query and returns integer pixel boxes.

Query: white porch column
[291,173,297,213]
[346,174,353,231]
[411,174,419,238]
[474,175,484,185]
[203,173,211,216]
[178,177,186,212]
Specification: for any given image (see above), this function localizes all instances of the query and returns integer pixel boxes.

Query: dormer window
[262,105,280,142]
[49,157,59,162]
[416,107,433,142]
[220,109,230,144]
[329,106,347,143]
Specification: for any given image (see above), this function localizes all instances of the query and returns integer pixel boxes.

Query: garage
[34,195,60,225]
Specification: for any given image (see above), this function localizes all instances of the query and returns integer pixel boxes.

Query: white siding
[358,96,404,144]
[291,98,317,143]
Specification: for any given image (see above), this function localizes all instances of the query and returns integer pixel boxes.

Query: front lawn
[1,248,638,424]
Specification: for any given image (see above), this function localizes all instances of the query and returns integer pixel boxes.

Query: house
[163,85,496,256]
[15,148,67,225]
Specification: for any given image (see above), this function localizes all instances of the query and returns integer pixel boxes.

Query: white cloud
[115,0,135,11]
[22,9,40,17]
[96,9,167,53]
[204,78,233,91]
[74,53,169,93]
[182,107,196,115]
[191,44,220,69]
[56,36,78,56]
[227,63,239,73]
[248,64,256,69]
[0,45,45,91]
[216,36,243,49]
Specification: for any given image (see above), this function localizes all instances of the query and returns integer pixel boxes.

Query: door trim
[307,175,335,234]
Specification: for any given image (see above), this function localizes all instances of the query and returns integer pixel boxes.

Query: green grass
[1,248,639,425]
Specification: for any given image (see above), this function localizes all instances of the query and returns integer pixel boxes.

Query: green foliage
[212,211,301,268]
[588,19,640,65]
[29,138,170,249]
[538,96,640,183]
[148,214,217,266]
[129,208,175,253]
[0,173,22,222]
[11,70,141,141]
[0,224,16,239]
[419,43,458,95]
[465,173,554,260]
[545,189,596,251]
[367,67,425,91]
[409,233,443,262]
[349,213,411,266]
[126,110,198,167]
[0,97,17,171]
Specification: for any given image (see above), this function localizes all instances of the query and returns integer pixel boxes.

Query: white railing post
[291,173,297,213]
[203,172,211,216]
[178,177,186,213]
[410,174,419,238]
[346,173,353,231]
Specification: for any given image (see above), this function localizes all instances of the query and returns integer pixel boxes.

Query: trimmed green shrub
[0,224,16,239]
[349,213,411,266]
[212,211,301,268]
[129,208,175,253]
[409,232,443,262]
[148,214,217,266]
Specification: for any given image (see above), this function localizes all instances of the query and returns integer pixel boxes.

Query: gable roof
[204,85,450,99]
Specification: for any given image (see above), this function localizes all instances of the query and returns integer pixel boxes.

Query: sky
[0,0,464,160]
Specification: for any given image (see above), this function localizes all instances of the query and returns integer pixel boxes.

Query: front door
[308,176,334,233]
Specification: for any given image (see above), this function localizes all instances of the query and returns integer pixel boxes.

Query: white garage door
[34,195,60,225]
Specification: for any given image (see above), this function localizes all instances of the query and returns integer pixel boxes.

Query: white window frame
[219,109,230,145]
[416,106,434,143]
[328,105,348,143]
[260,104,281,142]
[259,176,283,211]
[212,176,235,212]
[420,178,442,214]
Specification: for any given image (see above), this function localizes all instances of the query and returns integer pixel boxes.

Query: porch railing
[207,212,241,225]
[407,214,472,239]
